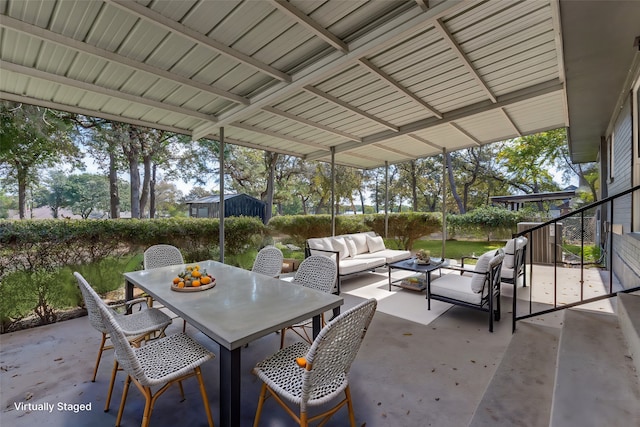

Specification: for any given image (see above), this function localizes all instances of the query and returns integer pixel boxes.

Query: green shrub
[364,212,442,250]
[447,206,526,240]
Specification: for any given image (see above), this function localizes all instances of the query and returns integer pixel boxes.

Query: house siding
[608,95,640,288]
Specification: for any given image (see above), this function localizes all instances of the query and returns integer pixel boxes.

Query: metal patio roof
[1,0,639,168]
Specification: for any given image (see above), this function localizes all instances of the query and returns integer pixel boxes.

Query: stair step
[618,293,640,375]
[550,309,640,427]
[468,321,560,427]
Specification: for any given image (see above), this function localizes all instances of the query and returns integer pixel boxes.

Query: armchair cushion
[430,275,483,305]
[504,238,516,269]
[470,250,496,293]
[366,235,386,253]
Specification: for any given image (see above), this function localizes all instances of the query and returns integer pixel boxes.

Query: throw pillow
[345,237,358,258]
[366,235,386,253]
[470,250,495,293]
[331,237,350,260]
[350,233,369,254]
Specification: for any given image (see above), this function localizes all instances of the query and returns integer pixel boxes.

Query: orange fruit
[177,282,185,288]
[191,270,202,278]
[201,276,211,285]
[172,277,181,284]
[192,280,201,287]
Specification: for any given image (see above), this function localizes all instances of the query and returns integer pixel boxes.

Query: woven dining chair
[143,244,186,331]
[254,298,377,427]
[280,255,337,348]
[95,291,216,427]
[251,245,284,278]
[73,272,172,412]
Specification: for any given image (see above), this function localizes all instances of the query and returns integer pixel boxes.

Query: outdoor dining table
[124,259,343,427]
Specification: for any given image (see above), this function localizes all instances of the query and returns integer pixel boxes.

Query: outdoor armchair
[143,244,186,331]
[429,249,505,332]
[280,255,337,348]
[73,272,172,411]
[253,298,377,427]
[251,245,284,278]
[95,290,215,427]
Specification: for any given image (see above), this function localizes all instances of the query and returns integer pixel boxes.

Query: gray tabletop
[124,260,344,350]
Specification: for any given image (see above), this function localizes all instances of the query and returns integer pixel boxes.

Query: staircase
[469,293,640,427]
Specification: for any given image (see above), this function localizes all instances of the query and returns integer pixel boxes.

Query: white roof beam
[305,79,564,159]
[106,0,292,83]
[500,108,522,137]
[2,62,218,124]
[262,106,361,142]
[371,143,415,158]
[270,0,349,53]
[230,122,330,150]
[434,18,497,103]
[358,58,443,119]
[0,91,191,136]
[216,0,468,126]
[0,15,249,106]
[303,85,399,132]
[408,134,443,150]
[415,0,430,12]
[449,122,481,146]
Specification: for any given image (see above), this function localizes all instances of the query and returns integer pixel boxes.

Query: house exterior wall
[607,82,640,289]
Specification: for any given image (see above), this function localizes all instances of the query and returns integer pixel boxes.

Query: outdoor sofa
[306,231,411,293]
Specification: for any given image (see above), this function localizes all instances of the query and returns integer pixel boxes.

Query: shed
[186,194,266,223]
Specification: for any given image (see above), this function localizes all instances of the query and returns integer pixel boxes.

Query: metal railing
[512,185,640,332]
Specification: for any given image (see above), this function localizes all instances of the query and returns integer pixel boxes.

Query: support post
[331,146,336,236]
[219,127,225,264]
[384,161,389,238]
[441,148,447,259]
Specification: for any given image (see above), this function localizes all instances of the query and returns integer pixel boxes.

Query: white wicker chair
[143,244,184,270]
[280,255,337,348]
[143,244,186,331]
[254,298,377,427]
[95,289,215,427]
[251,245,284,277]
[73,272,172,412]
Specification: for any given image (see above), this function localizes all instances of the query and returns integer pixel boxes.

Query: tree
[65,174,110,219]
[0,102,81,218]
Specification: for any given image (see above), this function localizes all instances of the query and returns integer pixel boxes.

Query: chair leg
[92,333,107,382]
[280,328,286,349]
[105,359,119,412]
[116,375,132,427]
[177,380,186,402]
[195,367,215,427]
[141,386,153,427]
[345,386,356,427]
[253,383,268,427]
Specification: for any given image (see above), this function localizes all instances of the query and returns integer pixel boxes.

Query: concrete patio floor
[0,265,619,427]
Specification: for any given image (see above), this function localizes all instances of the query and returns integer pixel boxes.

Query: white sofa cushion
[345,237,358,258]
[350,233,370,254]
[431,274,483,305]
[337,257,386,275]
[470,250,495,293]
[331,237,350,260]
[366,235,386,253]
[354,249,411,264]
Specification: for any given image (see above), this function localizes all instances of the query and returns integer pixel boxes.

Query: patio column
[219,127,225,263]
[385,161,389,238]
[331,146,336,236]
[442,147,446,259]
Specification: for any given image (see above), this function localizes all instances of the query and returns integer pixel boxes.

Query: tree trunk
[446,152,465,214]
[17,166,27,219]
[108,149,120,219]
[139,154,151,218]
[149,163,156,219]
[123,127,141,219]
[411,160,418,211]
[264,152,277,223]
